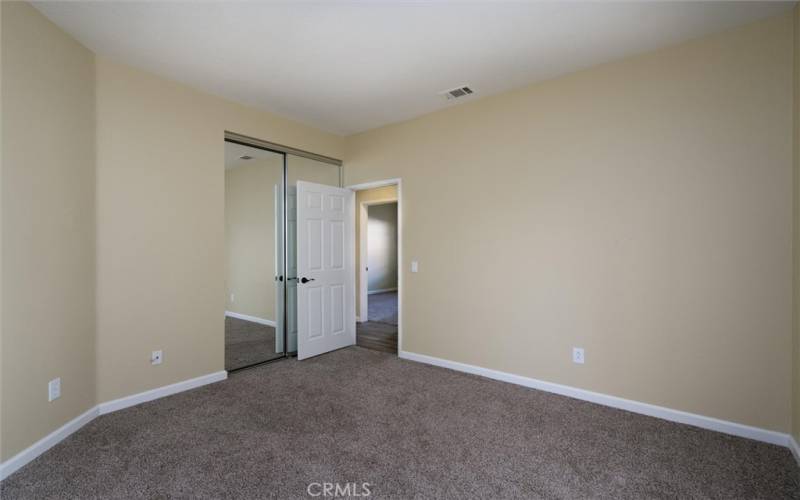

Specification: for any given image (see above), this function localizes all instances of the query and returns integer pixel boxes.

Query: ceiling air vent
[440,85,474,100]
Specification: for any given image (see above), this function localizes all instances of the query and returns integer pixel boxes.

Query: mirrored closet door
[224,140,286,371]
[224,136,345,369]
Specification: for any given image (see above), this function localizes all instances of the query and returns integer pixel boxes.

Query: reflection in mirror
[285,154,342,353]
[287,155,341,187]
[224,141,285,370]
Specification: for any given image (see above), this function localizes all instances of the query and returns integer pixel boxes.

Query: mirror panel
[224,141,286,370]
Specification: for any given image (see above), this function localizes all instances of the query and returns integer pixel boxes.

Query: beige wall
[225,158,283,321]
[96,57,344,403]
[224,153,340,324]
[1,3,345,461]
[367,203,398,292]
[345,13,794,432]
[355,185,398,318]
[794,4,800,444]
[1,2,96,460]
[1,0,5,461]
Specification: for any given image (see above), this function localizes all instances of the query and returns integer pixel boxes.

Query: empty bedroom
[2,1,800,498]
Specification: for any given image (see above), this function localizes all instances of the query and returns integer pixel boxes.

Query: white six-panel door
[296,181,355,360]
[287,186,298,353]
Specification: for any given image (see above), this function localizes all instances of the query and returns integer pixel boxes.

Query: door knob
[300,277,315,284]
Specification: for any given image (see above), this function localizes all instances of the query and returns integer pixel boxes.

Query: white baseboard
[98,371,227,414]
[225,311,276,327]
[789,435,800,465]
[0,406,99,481]
[0,370,227,482]
[399,350,794,450]
[368,288,397,295]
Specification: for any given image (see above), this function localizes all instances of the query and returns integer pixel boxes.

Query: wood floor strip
[356,321,398,354]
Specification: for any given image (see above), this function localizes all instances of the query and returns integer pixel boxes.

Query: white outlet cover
[151,350,163,365]
[230,293,235,302]
[573,347,585,364]
[48,378,61,402]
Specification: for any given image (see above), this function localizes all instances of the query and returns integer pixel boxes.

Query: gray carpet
[2,347,798,499]
[225,316,280,370]
[368,291,397,325]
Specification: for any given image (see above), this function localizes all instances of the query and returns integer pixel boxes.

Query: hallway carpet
[367,291,397,325]
[2,347,798,499]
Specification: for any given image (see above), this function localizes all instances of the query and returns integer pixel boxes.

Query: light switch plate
[48,378,61,402]
[411,260,419,273]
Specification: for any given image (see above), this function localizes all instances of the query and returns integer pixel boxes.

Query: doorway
[350,181,402,354]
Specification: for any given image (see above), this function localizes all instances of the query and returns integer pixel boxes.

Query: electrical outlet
[572,347,585,364]
[151,350,163,365]
[230,293,235,303]
[48,378,61,402]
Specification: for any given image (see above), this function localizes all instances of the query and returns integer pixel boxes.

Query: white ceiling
[34,1,793,136]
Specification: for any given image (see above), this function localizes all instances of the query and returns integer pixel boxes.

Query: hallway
[357,290,398,354]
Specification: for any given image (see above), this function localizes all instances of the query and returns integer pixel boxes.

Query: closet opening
[223,133,345,371]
